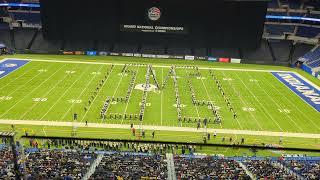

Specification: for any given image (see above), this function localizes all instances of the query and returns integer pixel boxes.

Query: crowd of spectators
[24,149,97,180]
[2,137,320,180]
[243,159,296,179]
[0,144,15,179]
[174,156,250,179]
[282,160,320,179]
[91,153,168,179]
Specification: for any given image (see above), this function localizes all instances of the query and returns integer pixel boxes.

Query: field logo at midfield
[135,84,158,92]
[0,59,29,78]
[272,72,320,112]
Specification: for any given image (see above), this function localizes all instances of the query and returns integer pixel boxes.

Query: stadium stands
[174,155,251,179]
[1,140,320,179]
[92,153,168,179]
[0,144,15,179]
[282,159,320,179]
[265,25,295,36]
[24,149,97,179]
[296,26,320,38]
[291,43,314,61]
[298,46,320,68]
[11,12,40,24]
[243,159,296,179]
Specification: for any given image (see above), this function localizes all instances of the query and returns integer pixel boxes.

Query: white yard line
[219,71,263,130]
[0,119,319,139]
[19,64,78,120]
[161,68,163,126]
[234,72,284,132]
[61,65,104,121]
[0,63,41,91]
[81,66,115,122]
[0,64,66,118]
[40,66,92,120]
[0,64,52,103]
[245,72,304,132]
[121,66,140,124]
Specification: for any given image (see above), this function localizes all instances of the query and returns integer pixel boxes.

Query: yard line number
[278,108,291,114]
[0,96,12,101]
[242,107,255,112]
[68,99,82,104]
[32,98,47,102]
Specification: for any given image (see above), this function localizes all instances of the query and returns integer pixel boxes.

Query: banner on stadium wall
[110,52,120,56]
[63,51,74,55]
[134,53,142,57]
[230,58,241,64]
[219,58,230,63]
[142,54,156,58]
[208,57,217,62]
[122,53,134,57]
[87,51,97,56]
[99,51,108,56]
[74,51,84,55]
[172,56,184,59]
[185,55,195,60]
[156,55,170,59]
[196,56,206,60]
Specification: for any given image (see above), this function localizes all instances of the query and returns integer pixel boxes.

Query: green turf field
[0,55,319,153]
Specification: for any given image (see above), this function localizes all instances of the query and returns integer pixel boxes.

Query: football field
[0,57,319,144]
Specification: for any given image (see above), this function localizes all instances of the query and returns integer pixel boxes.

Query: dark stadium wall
[40,0,268,48]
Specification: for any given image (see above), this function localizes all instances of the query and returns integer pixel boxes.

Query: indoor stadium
[0,0,320,179]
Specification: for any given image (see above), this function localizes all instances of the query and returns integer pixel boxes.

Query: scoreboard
[40,0,268,48]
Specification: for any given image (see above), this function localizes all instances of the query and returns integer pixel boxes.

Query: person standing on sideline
[73,113,78,121]
[152,130,155,138]
[85,121,88,126]
[132,127,136,136]
[197,121,200,130]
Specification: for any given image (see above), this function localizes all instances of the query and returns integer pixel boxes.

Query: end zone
[0,59,30,78]
[272,72,320,112]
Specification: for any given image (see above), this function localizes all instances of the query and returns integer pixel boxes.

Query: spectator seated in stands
[0,144,15,179]
[174,156,250,179]
[243,159,295,179]
[282,160,320,179]
[24,149,97,180]
[91,153,168,179]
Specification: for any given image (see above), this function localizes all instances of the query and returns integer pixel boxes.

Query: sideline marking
[0,119,319,139]
[5,58,295,73]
